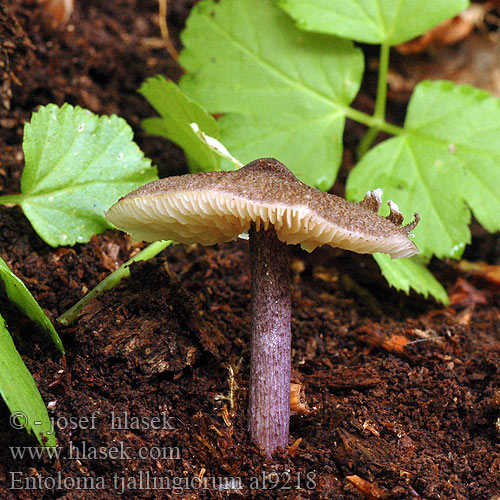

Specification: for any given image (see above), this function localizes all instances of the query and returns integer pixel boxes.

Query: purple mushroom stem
[248,225,291,456]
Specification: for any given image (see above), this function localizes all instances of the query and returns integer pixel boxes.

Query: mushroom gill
[107,159,419,259]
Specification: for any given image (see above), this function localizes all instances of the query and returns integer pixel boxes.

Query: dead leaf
[458,260,500,286]
[357,323,411,358]
[290,382,312,415]
[396,4,490,54]
[449,277,488,307]
[346,475,390,500]
[40,0,74,24]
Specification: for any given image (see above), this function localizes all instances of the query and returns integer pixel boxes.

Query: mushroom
[106,158,419,457]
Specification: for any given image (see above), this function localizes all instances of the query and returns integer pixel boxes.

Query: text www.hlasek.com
[10,441,181,460]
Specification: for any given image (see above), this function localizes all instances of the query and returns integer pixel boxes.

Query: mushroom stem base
[248,225,291,457]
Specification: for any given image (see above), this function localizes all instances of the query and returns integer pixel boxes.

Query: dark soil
[1,1,500,499]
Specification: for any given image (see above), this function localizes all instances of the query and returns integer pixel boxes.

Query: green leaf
[279,0,469,45]
[179,0,364,189]
[12,104,158,247]
[405,81,500,235]
[0,314,56,447]
[347,80,500,260]
[139,76,221,172]
[374,254,449,304]
[347,135,471,259]
[0,257,63,353]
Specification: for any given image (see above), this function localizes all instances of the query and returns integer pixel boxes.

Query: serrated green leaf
[139,76,221,172]
[279,0,469,45]
[347,135,470,259]
[374,254,449,304]
[0,314,56,447]
[347,80,500,260]
[0,257,63,353]
[179,0,364,189]
[405,81,500,235]
[15,104,157,247]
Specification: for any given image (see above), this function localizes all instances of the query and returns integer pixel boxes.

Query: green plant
[0,256,63,447]
[57,80,237,326]
[0,103,158,445]
[139,0,500,303]
[0,103,157,246]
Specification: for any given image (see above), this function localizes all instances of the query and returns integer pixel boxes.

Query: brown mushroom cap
[106,158,419,259]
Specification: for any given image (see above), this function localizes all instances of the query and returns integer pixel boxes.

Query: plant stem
[248,226,291,457]
[374,42,390,120]
[356,126,380,158]
[0,194,23,205]
[344,107,403,136]
[356,42,391,159]
[57,240,172,326]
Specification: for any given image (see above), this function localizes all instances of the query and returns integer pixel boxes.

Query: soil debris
[0,0,499,498]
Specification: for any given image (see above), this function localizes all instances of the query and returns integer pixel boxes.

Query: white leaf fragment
[387,200,400,213]
[190,123,243,168]
[359,187,383,213]
[386,200,405,227]
[372,188,383,202]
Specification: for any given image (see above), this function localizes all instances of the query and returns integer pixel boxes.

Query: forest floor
[0,1,499,499]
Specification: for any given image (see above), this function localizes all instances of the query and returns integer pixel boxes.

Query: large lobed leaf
[18,104,158,247]
[279,0,469,45]
[168,1,491,303]
[0,257,63,353]
[179,0,364,190]
[139,75,221,172]
[347,81,500,262]
[0,315,56,448]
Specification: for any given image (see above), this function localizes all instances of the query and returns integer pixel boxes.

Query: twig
[158,0,179,62]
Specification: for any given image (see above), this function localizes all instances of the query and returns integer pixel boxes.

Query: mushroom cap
[106,158,419,259]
